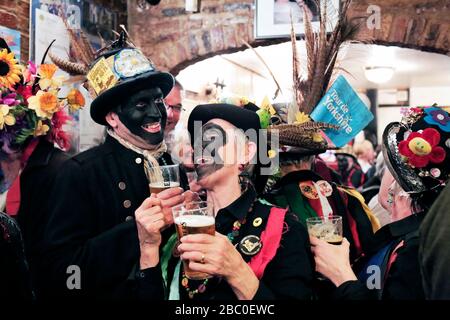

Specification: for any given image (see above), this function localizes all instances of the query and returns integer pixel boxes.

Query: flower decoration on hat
[0,39,85,154]
[424,107,450,132]
[256,96,277,129]
[398,128,446,168]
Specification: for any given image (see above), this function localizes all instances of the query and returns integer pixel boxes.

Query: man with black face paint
[39,33,188,300]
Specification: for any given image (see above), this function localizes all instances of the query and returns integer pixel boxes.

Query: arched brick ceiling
[127,0,449,74]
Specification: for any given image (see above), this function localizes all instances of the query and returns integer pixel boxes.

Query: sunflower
[0,104,16,129]
[0,49,21,88]
[27,90,59,119]
[67,88,85,112]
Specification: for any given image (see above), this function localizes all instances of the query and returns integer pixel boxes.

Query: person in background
[353,140,376,175]
[164,80,184,152]
[364,153,391,227]
[0,38,81,299]
[263,104,379,269]
[309,107,450,300]
[0,212,33,300]
[420,180,450,299]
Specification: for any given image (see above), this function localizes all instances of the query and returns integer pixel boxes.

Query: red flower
[15,85,33,101]
[398,128,445,168]
[50,110,72,151]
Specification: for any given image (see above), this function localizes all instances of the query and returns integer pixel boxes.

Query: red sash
[248,207,287,279]
[6,139,39,216]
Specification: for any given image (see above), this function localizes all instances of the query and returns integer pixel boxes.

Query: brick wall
[128,0,449,73]
[1,0,448,70]
[0,0,30,62]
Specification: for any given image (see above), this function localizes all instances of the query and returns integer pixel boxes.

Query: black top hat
[382,106,450,194]
[88,32,174,125]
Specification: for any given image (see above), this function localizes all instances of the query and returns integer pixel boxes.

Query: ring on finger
[200,253,205,264]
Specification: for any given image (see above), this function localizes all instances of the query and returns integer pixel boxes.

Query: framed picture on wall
[378,88,410,107]
[254,0,340,39]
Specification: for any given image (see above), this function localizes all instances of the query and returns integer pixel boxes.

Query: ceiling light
[364,66,395,84]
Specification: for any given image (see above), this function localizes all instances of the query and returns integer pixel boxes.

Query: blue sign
[310,75,374,147]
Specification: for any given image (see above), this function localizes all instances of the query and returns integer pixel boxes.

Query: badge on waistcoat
[299,181,319,199]
[239,235,262,256]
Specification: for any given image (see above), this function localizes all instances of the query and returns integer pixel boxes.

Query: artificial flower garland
[0,48,85,153]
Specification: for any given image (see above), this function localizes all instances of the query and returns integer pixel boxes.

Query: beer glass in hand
[306,215,343,245]
[146,164,180,194]
[172,201,214,280]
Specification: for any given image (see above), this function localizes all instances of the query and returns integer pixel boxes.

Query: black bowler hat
[382,106,450,194]
[187,103,271,194]
[88,32,174,125]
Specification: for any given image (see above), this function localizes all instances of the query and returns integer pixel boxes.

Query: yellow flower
[0,49,22,88]
[268,149,277,159]
[67,88,85,112]
[240,96,250,106]
[260,96,277,115]
[34,120,50,137]
[38,64,63,90]
[312,132,324,142]
[295,112,311,124]
[0,104,16,129]
[27,90,59,119]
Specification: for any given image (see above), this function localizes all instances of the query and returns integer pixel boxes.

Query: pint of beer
[145,164,180,194]
[306,215,343,245]
[149,181,180,194]
[172,201,215,280]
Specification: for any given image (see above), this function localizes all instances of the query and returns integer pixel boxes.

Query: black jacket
[140,188,315,300]
[333,213,425,300]
[420,184,450,299]
[0,212,33,300]
[40,135,182,299]
[16,138,69,298]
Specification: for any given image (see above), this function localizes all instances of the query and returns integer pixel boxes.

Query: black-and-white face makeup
[194,123,227,181]
[116,87,167,146]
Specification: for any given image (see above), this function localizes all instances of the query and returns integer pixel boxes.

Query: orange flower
[67,88,85,111]
[28,90,59,119]
[38,64,62,90]
[39,64,57,78]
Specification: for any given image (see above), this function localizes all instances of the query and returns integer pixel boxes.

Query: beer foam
[149,182,180,188]
[174,215,215,227]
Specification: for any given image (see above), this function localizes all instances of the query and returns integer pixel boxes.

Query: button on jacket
[40,135,183,299]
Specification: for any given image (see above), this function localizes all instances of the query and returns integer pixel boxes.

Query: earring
[238,163,245,172]
[387,190,394,206]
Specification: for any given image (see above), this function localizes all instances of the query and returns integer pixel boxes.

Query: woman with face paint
[308,107,450,300]
[138,103,314,300]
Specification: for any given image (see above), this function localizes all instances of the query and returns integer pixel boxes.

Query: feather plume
[290,12,302,109]
[49,51,88,76]
[291,0,359,115]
